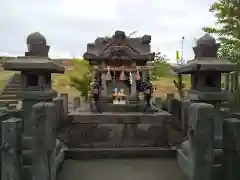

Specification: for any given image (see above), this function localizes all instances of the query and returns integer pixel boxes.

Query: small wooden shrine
[83,30,155,105]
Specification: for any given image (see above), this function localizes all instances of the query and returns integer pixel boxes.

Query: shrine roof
[3,56,65,73]
[171,58,237,74]
[83,30,155,61]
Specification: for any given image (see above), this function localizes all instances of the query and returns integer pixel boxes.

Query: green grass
[152,75,190,98]
[0,71,15,88]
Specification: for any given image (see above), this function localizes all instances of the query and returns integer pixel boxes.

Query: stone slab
[58,158,186,180]
[65,147,176,160]
[69,111,172,124]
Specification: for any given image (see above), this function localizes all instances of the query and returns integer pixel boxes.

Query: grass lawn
[0,71,15,88]
[0,70,190,102]
[152,75,190,98]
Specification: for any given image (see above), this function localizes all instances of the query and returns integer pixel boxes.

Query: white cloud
[55,0,119,20]
[0,0,216,62]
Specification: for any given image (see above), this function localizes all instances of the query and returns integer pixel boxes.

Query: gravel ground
[58,158,186,180]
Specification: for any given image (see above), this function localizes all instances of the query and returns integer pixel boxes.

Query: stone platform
[65,147,176,159]
[58,158,186,180]
[98,103,141,112]
[69,111,172,124]
[67,111,172,148]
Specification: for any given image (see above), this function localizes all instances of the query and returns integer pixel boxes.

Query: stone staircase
[0,73,22,108]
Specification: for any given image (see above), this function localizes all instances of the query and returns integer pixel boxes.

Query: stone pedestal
[22,90,57,136]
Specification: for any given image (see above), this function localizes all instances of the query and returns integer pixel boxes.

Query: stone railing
[176,101,240,180]
[0,98,67,180]
[1,116,22,180]
[164,93,189,135]
[177,103,215,180]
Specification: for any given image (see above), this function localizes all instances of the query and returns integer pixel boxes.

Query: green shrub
[69,59,91,100]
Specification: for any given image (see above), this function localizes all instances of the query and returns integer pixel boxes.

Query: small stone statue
[139,71,144,92]
[91,73,102,113]
[91,82,102,113]
[143,75,158,112]
[144,86,152,108]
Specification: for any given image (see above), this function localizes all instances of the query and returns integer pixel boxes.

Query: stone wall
[164,95,189,134]
[67,112,172,148]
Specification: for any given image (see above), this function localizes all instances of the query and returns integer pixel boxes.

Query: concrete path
[58,158,186,180]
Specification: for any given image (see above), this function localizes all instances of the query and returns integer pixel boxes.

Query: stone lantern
[172,34,237,179]
[3,32,65,135]
[172,33,237,146]
[172,34,236,102]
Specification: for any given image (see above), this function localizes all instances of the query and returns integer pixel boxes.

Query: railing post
[1,117,22,180]
[166,93,174,113]
[188,103,214,180]
[224,73,229,91]
[53,97,64,128]
[222,118,240,180]
[74,97,81,109]
[60,93,68,119]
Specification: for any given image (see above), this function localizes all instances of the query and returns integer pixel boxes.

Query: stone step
[69,111,172,124]
[0,94,21,100]
[10,81,20,84]
[99,103,144,112]
[0,99,19,106]
[8,104,18,109]
[3,87,21,91]
[2,91,22,95]
[5,84,21,88]
[65,147,176,160]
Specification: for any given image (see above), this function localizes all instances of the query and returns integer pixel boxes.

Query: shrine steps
[65,147,176,160]
[98,103,143,112]
[58,147,185,180]
[58,157,185,180]
[69,111,172,124]
[0,73,21,108]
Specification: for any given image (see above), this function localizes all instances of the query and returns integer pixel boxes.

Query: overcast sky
[0,0,216,62]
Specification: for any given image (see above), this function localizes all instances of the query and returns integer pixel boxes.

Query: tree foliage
[0,56,13,61]
[151,52,170,80]
[69,59,91,100]
[203,0,240,106]
[202,0,240,63]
